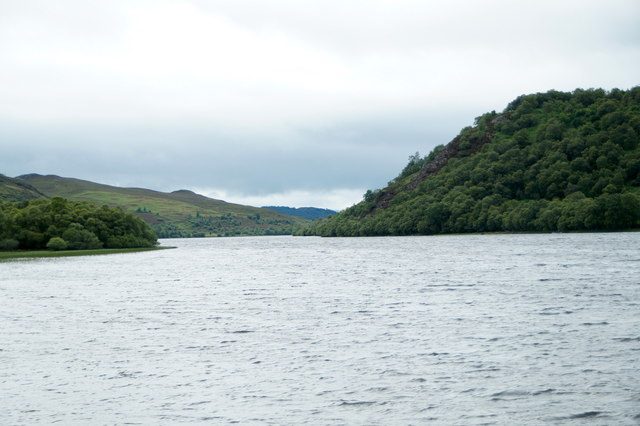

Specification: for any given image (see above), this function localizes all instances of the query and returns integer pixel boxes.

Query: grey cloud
[1,110,465,194]
[194,0,640,53]
[1,0,638,208]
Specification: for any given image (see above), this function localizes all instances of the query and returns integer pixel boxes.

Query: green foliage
[0,238,19,250]
[0,197,157,250]
[297,87,640,237]
[396,152,425,182]
[46,237,68,251]
[62,223,103,249]
[261,206,337,220]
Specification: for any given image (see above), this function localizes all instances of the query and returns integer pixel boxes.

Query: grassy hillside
[0,174,47,201]
[18,174,305,237]
[296,87,640,236]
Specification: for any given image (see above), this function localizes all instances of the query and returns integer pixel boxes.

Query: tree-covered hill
[296,87,640,236]
[0,174,47,202]
[0,197,157,250]
[262,206,338,220]
[16,174,306,237]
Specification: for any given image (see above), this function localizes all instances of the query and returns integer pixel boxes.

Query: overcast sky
[1,0,638,209]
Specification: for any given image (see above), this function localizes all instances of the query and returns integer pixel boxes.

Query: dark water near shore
[1,233,639,425]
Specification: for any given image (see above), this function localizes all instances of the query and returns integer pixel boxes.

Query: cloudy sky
[1,0,638,210]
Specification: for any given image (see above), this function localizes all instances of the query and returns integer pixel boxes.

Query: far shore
[0,246,175,260]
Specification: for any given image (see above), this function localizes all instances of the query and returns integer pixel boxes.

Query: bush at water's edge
[0,197,158,250]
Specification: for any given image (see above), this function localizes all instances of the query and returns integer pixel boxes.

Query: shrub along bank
[0,197,158,250]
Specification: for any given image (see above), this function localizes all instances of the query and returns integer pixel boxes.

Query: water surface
[1,233,639,424]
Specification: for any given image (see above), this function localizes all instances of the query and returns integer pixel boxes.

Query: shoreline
[0,246,175,260]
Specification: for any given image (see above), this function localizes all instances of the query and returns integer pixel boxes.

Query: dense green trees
[0,197,157,250]
[261,206,337,220]
[296,87,640,236]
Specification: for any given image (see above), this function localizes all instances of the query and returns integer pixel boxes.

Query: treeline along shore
[0,197,158,252]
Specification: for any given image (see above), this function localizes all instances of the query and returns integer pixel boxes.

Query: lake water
[1,233,639,425]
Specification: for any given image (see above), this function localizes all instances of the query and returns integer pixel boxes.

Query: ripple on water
[1,233,639,424]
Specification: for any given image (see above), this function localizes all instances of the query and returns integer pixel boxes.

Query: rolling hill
[296,87,640,236]
[16,174,306,237]
[0,174,48,201]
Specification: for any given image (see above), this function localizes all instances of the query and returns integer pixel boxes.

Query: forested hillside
[0,197,157,250]
[262,206,337,220]
[296,87,640,236]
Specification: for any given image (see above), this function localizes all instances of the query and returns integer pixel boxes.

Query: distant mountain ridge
[11,174,306,237]
[262,206,337,220]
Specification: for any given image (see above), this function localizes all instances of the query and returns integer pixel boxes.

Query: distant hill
[296,87,640,236]
[0,174,48,201]
[17,174,306,237]
[262,206,337,220]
